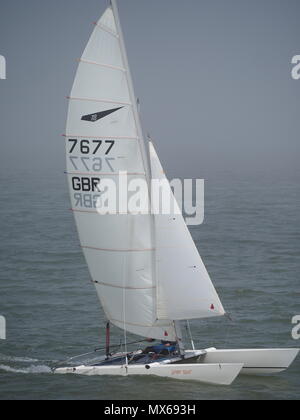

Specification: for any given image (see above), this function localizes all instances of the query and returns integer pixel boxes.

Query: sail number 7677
[68,138,116,173]
[68,139,115,155]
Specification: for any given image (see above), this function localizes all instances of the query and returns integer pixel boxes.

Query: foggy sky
[0,0,299,180]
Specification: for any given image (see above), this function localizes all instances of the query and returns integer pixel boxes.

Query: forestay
[65,5,176,341]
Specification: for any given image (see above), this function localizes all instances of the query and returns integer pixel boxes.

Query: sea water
[0,169,299,400]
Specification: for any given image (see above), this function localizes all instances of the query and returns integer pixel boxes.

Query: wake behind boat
[55,0,299,385]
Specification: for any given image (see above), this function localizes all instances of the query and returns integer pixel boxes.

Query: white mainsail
[65,4,176,341]
[149,142,225,321]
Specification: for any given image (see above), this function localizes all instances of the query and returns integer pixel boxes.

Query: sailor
[142,340,177,356]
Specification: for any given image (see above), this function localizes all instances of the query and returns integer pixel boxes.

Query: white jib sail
[65,5,176,341]
[149,142,225,321]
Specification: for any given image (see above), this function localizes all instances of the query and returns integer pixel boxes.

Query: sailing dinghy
[55,0,299,384]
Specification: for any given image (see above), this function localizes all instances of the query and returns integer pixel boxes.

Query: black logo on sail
[81,107,124,122]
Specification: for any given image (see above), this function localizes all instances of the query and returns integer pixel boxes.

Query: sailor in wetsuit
[142,340,177,356]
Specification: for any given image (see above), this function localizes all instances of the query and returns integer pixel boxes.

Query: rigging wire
[122,249,128,366]
[223,312,234,349]
[122,198,129,367]
[186,320,195,351]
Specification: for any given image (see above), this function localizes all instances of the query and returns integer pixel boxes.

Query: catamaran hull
[196,348,299,375]
[54,363,243,386]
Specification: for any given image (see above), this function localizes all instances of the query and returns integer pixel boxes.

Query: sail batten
[92,280,156,291]
[68,97,133,106]
[64,135,138,140]
[94,23,119,38]
[81,246,155,252]
[79,59,126,72]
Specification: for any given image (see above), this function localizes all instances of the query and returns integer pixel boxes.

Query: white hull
[197,348,299,375]
[55,363,243,386]
[54,348,298,385]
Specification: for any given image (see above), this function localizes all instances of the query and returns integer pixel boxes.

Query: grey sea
[0,169,299,400]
